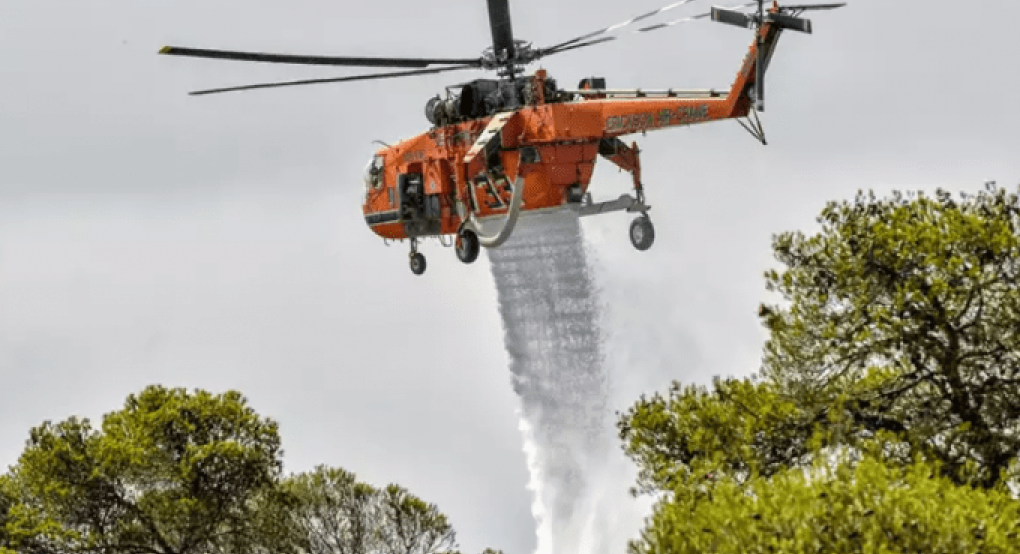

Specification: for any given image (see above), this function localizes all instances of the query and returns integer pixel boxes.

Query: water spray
[488,211,625,554]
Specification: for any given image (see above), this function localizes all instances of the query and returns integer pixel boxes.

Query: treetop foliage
[760,185,1020,488]
[1,385,488,554]
[619,378,809,495]
[7,385,284,554]
[630,450,1020,554]
[620,185,1020,554]
[280,465,457,554]
[0,475,12,554]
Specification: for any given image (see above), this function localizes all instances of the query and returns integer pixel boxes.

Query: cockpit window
[363,155,384,188]
[362,155,385,202]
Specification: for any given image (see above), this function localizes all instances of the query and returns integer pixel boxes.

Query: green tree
[619,186,1020,553]
[216,486,305,554]
[618,377,813,494]
[376,483,455,554]
[623,187,1020,489]
[281,465,457,554]
[2,471,78,554]
[630,450,1020,554]
[1,475,13,554]
[760,186,1020,488]
[283,466,381,554]
[6,385,283,554]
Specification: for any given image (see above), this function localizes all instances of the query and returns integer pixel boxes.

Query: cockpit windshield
[362,154,385,202]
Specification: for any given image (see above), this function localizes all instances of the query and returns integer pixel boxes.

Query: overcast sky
[1,1,1018,553]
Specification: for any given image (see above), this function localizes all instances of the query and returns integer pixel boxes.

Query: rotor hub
[481,40,539,74]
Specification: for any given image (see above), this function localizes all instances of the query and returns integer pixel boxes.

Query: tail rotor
[711,1,845,111]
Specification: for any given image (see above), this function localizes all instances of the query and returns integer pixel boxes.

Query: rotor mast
[487,0,516,75]
[486,0,522,109]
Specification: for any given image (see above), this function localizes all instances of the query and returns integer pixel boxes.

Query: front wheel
[409,252,427,275]
[630,215,655,251]
[455,229,480,264]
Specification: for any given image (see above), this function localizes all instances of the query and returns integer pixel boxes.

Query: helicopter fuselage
[361,48,762,244]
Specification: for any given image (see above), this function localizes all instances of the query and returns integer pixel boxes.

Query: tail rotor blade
[770,12,812,33]
[711,6,754,28]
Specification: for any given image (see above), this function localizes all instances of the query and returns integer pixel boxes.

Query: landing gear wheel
[455,228,480,264]
[630,215,655,251]
[409,252,427,275]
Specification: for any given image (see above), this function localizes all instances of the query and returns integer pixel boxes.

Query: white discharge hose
[462,176,525,248]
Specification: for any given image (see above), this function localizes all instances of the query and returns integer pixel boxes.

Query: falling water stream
[487,210,637,554]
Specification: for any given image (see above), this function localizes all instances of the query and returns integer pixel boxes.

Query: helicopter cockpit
[362,154,384,203]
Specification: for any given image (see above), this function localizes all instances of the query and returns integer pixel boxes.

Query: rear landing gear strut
[593,138,656,252]
[409,238,426,275]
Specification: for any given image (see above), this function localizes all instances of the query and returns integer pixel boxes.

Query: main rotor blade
[487,0,516,59]
[540,0,700,53]
[187,65,478,96]
[543,36,618,56]
[540,2,756,57]
[637,2,757,32]
[159,46,482,69]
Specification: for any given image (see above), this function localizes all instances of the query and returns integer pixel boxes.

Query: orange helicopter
[160,0,845,275]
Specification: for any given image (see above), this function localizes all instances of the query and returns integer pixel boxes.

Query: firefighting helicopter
[160,0,845,275]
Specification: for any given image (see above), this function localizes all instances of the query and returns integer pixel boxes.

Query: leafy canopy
[630,450,1020,554]
[619,186,1020,554]
[8,385,283,554]
[2,385,498,554]
[618,377,811,494]
[622,186,1020,491]
[761,186,1020,487]
[0,475,12,554]
[280,465,457,554]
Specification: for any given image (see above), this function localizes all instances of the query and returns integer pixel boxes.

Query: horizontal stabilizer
[711,7,754,28]
[769,12,812,33]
